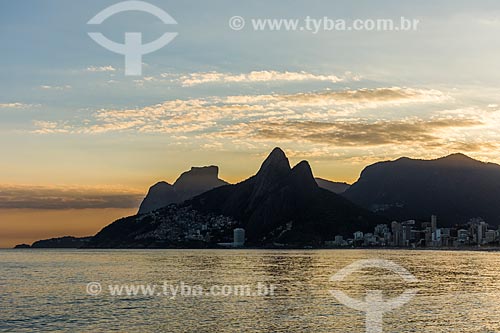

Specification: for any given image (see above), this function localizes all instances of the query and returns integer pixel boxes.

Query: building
[458,229,469,243]
[391,221,401,246]
[363,233,377,246]
[325,235,346,247]
[401,220,415,246]
[233,228,245,247]
[478,221,488,244]
[485,230,496,244]
[431,215,437,234]
[440,228,452,247]
[374,224,389,237]
[334,235,344,246]
[430,215,439,246]
[353,231,364,240]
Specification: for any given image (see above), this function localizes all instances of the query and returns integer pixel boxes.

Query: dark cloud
[249,118,483,147]
[0,186,143,209]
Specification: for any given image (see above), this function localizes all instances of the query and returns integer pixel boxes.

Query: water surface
[1,249,499,332]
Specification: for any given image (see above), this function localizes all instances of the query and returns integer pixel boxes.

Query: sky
[1,0,500,247]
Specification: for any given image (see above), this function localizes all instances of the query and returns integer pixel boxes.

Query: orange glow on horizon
[0,208,137,248]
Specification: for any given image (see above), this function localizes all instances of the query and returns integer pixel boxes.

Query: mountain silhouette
[343,153,500,225]
[87,148,385,247]
[188,148,384,244]
[138,166,228,214]
[18,236,92,249]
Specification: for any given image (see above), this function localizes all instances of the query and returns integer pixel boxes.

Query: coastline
[7,246,500,252]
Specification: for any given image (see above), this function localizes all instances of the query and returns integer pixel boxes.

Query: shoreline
[6,246,500,252]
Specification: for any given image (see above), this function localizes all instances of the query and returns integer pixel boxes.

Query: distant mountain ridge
[87,148,385,248]
[343,153,500,225]
[14,236,92,249]
[315,178,350,194]
[21,150,500,249]
[138,166,228,214]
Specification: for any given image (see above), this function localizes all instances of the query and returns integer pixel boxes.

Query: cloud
[87,65,116,72]
[32,121,71,134]
[32,87,448,134]
[477,17,500,26]
[231,117,483,147]
[40,85,72,90]
[0,184,143,210]
[168,70,360,87]
[223,87,448,108]
[0,103,36,109]
[133,76,157,86]
[31,85,499,159]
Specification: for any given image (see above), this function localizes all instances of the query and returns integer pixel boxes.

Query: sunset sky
[1,0,500,247]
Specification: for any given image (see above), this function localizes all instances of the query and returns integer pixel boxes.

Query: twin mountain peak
[139,147,331,214]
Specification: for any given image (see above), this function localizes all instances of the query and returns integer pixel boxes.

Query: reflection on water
[1,249,500,332]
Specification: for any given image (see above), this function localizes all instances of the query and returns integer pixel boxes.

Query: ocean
[1,249,499,332]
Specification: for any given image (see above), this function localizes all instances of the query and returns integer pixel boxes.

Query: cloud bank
[0,185,143,210]
[30,84,500,160]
